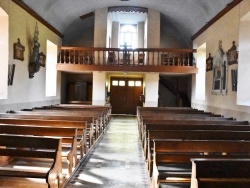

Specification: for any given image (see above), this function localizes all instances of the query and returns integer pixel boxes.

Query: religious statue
[29,23,41,78]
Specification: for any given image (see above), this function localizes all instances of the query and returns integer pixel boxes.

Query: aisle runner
[66,115,150,188]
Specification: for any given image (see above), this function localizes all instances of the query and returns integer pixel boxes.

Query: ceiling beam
[80,12,95,20]
[191,0,243,40]
[12,0,64,38]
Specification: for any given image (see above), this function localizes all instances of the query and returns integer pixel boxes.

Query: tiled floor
[66,115,150,188]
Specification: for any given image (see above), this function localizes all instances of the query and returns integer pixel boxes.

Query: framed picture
[227,41,238,65]
[39,52,46,67]
[8,64,15,86]
[212,41,228,95]
[13,38,25,61]
[206,53,213,71]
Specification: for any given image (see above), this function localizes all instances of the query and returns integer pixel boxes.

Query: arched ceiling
[22,0,233,47]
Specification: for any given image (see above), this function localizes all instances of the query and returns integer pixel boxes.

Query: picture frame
[39,52,46,67]
[206,53,213,71]
[212,41,228,95]
[13,38,25,61]
[8,64,15,86]
[227,41,238,65]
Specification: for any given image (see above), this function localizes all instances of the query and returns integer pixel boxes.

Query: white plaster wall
[111,22,119,48]
[144,73,159,107]
[0,1,62,112]
[138,22,144,48]
[94,8,108,47]
[92,72,106,105]
[107,12,112,48]
[146,9,160,48]
[146,9,160,66]
[192,0,250,121]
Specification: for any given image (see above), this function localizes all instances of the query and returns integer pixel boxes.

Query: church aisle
[66,115,150,188]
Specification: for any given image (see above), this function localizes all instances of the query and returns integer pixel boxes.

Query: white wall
[111,21,119,48]
[92,72,106,105]
[146,9,160,48]
[192,0,250,121]
[138,22,144,48]
[0,1,62,112]
[144,73,159,107]
[94,8,108,48]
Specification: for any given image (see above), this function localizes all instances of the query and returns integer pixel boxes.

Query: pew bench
[138,116,239,140]
[151,140,250,188]
[0,134,63,188]
[146,130,250,178]
[6,110,102,142]
[0,124,77,176]
[191,158,250,188]
[0,118,90,159]
[141,122,250,151]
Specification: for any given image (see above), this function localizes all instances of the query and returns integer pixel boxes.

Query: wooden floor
[64,115,150,188]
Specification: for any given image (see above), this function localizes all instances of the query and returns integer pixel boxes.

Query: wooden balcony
[57,47,198,74]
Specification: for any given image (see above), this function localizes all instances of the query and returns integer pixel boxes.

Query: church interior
[1,0,250,187]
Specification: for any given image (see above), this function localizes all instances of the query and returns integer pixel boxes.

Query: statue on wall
[29,23,41,78]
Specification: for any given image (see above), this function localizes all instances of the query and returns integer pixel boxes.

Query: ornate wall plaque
[227,41,238,65]
[13,38,25,61]
[206,53,213,71]
[212,41,228,95]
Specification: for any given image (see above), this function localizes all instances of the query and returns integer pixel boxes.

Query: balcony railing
[57,47,198,74]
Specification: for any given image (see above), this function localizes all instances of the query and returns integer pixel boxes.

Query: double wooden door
[110,77,143,115]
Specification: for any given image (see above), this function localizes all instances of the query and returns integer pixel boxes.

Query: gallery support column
[92,72,106,105]
[144,73,159,107]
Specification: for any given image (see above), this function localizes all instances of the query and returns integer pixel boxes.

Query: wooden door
[110,77,143,115]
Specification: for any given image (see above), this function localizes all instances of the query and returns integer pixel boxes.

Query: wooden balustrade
[57,46,198,74]
[58,47,196,66]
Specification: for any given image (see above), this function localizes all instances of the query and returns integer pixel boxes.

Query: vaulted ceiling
[22,0,233,47]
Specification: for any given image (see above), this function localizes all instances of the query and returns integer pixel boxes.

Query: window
[119,80,125,86]
[128,81,135,87]
[112,80,118,86]
[195,43,206,100]
[119,24,137,49]
[46,40,57,96]
[0,8,9,99]
[237,12,250,106]
[135,81,142,87]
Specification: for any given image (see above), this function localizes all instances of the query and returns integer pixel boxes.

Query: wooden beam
[57,64,198,74]
[191,0,243,40]
[12,0,64,38]
[80,12,95,20]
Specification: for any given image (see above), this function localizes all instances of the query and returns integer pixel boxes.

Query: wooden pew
[28,108,105,133]
[146,130,250,177]
[0,134,62,188]
[190,158,250,188]
[152,140,250,188]
[0,124,77,176]
[33,104,112,130]
[6,110,102,140]
[140,121,249,150]
[0,113,96,148]
[0,118,90,158]
[138,115,235,139]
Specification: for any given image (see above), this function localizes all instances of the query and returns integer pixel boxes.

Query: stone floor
[65,115,150,188]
